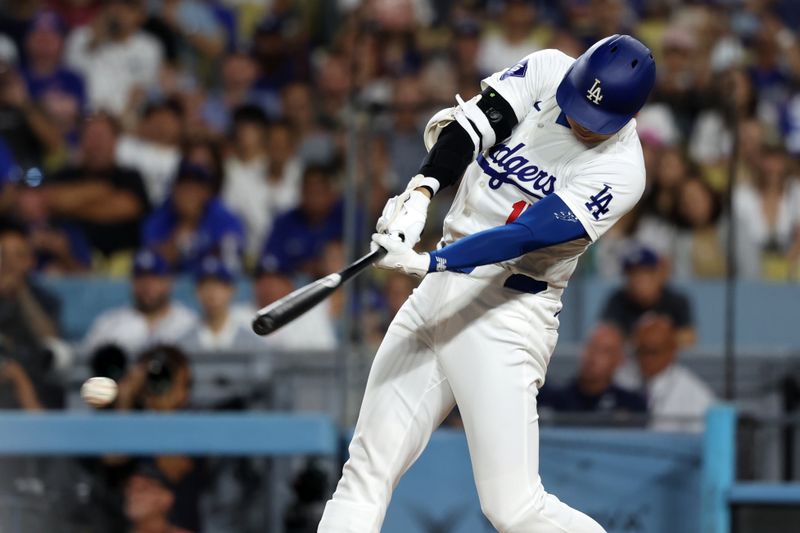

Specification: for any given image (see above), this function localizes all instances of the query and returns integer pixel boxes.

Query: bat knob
[252,315,273,336]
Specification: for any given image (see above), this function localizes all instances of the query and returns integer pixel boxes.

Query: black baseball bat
[252,247,387,336]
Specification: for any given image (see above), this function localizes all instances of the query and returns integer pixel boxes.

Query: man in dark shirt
[600,244,696,347]
[538,323,646,418]
[46,113,150,262]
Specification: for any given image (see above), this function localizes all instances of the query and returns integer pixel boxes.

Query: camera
[144,348,174,395]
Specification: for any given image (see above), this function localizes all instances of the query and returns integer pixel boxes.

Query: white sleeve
[556,158,646,242]
[423,49,574,151]
[64,27,91,74]
[480,48,575,124]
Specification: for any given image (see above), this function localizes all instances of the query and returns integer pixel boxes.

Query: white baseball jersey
[439,49,646,289]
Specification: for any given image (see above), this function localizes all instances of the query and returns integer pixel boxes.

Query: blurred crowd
[0,0,798,281]
[0,0,798,530]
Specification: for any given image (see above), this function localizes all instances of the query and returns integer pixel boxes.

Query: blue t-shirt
[261,201,345,273]
[33,221,93,272]
[24,67,86,110]
[142,197,245,273]
[0,139,16,185]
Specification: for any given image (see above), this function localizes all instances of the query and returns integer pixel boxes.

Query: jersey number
[505,200,530,224]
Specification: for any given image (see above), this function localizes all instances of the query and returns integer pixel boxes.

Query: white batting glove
[371,233,430,278]
[375,175,431,246]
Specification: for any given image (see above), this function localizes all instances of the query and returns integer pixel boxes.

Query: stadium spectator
[142,161,244,273]
[689,68,757,169]
[476,0,545,76]
[450,18,482,93]
[64,0,163,115]
[260,165,344,275]
[600,244,696,347]
[633,146,691,255]
[263,119,304,216]
[181,137,224,193]
[115,346,205,532]
[83,249,197,358]
[201,52,271,134]
[538,323,646,417]
[179,255,262,353]
[650,24,708,139]
[0,218,65,407]
[733,144,800,280]
[385,76,428,193]
[315,52,350,125]
[251,14,310,101]
[0,358,45,411]
[251,256,337,352]
[46,113,151,272]
[281,81,336,166]
[617,315,715,433]
[46,0,102,31]
[124,465,192,533]
[0,55,63,170]
[145,0,225,71]
[222,104,289,258]
[366,271,418,344]
[672,177,727,279]
[12,171,92,273]
[116,99,184,206]
[0,138,16,188]
[22,10,86,149]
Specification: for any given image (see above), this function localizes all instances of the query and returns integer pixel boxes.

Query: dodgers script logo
[476,143,557,198]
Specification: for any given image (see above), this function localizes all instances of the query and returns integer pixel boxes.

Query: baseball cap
[174,160,214,187]
[255,15,286,36]
[29,11,67,37]
[621,244,660,271]
[132,461,172,488]
[132,249,170,277]
[254,253,289,278]
[194,255,235,284]
[452,19,481,38]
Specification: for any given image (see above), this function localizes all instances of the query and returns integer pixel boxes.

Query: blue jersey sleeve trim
[427,194,589,273]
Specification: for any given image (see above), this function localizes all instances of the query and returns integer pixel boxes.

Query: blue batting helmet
[556,34,656,135]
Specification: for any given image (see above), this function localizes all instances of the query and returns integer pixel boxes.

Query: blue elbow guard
[428,194,588,272]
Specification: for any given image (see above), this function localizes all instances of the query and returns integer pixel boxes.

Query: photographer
[115,345,205,532]
[124,464,192,533]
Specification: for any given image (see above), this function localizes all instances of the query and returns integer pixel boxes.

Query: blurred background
[0,0,798,532]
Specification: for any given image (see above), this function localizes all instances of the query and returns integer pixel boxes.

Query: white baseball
[81,376,118,408]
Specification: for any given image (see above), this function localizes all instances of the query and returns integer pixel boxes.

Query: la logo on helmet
[586,78,603,104]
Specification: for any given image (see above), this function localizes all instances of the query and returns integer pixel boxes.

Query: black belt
[503,274,548,295]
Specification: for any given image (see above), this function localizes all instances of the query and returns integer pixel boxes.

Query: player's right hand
[376,175,431,246]
[371,233,430,278]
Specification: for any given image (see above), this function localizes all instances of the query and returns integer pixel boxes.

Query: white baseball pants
[318,269,606,533]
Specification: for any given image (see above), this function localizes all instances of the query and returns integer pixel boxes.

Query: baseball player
[319,35,656,533]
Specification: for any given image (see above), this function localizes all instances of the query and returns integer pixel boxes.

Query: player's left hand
[376,175,431,246]
[371,233,430,278]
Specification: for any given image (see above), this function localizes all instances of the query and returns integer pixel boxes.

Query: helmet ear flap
[555,34,656,135]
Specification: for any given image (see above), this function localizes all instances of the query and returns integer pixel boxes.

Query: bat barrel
[251,315,275,336]
[250,247,386,337]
